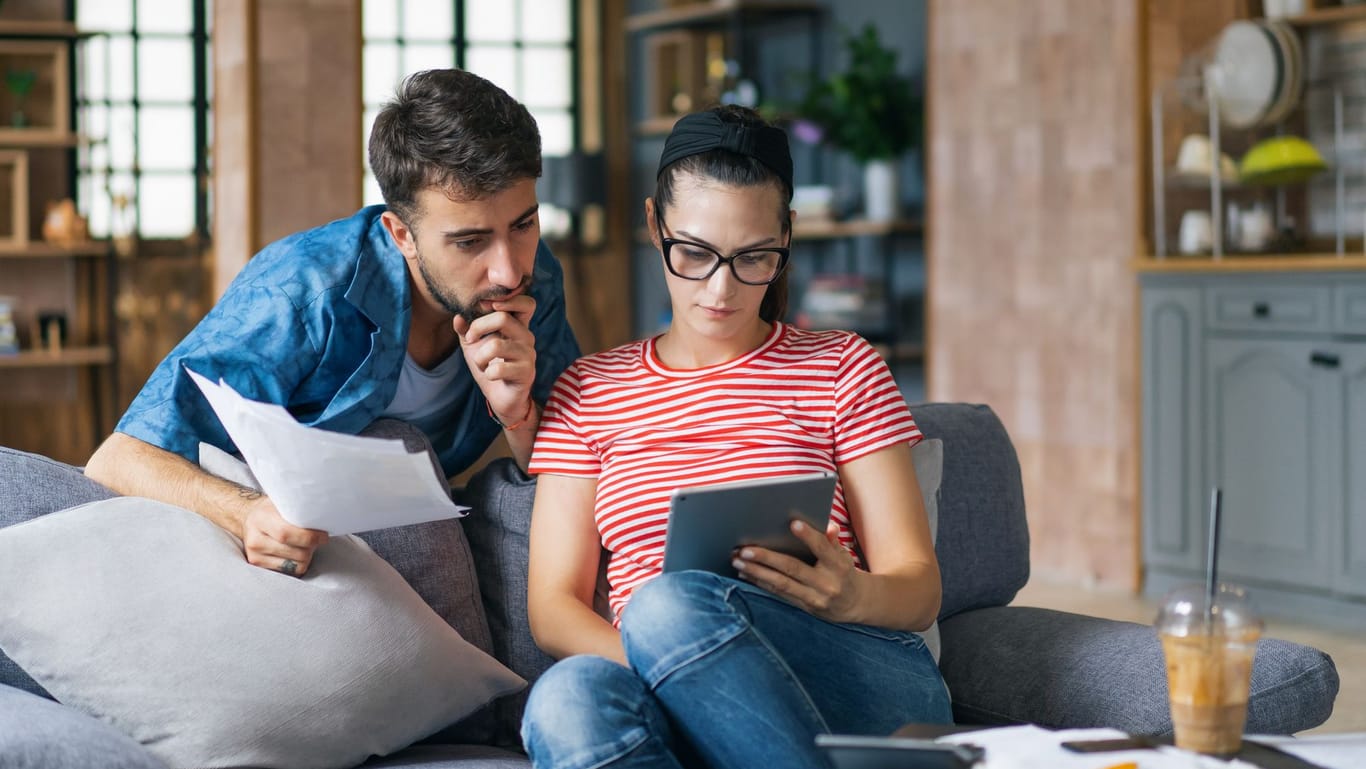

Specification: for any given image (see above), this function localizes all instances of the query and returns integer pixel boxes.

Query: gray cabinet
[1337,345,1366,595]
[1142,286,1203,572]
[1141,272,1366,625]
[1204,337,1337,590]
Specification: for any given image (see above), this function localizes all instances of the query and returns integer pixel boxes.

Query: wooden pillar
[927,0,1142,590]
[212,0,362,298]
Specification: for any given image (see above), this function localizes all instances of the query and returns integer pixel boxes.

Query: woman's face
[651,175,789,342]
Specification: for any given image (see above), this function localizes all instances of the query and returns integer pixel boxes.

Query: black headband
[656,111,793,192]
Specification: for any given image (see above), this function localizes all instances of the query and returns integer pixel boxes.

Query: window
[362,0,577,234]
[74,0,212,242]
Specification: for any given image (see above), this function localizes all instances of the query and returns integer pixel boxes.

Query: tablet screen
[662,471,837,575]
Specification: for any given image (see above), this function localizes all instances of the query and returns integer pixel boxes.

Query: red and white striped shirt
[529,322,921,622]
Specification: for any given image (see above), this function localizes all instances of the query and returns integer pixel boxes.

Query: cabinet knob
[1253,301,1271,318]
[1310,351,1340,369]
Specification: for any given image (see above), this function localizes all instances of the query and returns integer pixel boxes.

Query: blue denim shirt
[117,205,581,477]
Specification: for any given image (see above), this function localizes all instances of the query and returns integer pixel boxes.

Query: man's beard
[416,247,533,324]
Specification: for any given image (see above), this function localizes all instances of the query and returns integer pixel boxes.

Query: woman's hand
[733,519,868,625]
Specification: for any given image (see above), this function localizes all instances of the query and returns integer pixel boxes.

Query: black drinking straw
[1206,487,1223,628]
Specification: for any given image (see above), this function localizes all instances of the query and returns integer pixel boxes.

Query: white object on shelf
[1208,20,1282,129]
[0,295,16,354]
[1262,0,1305,18]
[1179,210,1214,254]
[862,159,899,223]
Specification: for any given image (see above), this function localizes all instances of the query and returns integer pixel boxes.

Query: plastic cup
[1155,583,1263,756]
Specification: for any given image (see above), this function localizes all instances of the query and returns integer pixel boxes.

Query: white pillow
[0,497,524,769]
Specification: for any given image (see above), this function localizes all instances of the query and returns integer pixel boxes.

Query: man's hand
[239,493,329,576]
[453,293,538,425]
[732,520,867,624]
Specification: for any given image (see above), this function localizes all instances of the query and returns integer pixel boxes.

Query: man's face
[386,179,540,323]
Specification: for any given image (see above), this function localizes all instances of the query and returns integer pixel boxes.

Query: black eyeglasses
[655,211,790,286]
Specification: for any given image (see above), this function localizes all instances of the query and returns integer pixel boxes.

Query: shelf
[1133,252,1366,273]
[0,241,109,259]
[793,218,923,240]
[1284,5,1366,27]
[0,345,113,369]
[870,340,924,364]
[0,20,80,39]
[634,217,923,246]
[0,130,80,148]
[636,115,680,136]
[626,1,823,33]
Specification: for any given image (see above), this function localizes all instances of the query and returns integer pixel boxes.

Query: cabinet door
[1338,346,1366,596]
[1205,338,1339,590]
[1142,286,1205,572]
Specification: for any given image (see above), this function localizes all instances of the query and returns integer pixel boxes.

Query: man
[84,69,580,578]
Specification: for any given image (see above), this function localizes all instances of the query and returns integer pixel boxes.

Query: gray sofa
[0,403,1340,768]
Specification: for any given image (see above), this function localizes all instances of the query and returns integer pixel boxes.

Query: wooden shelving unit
[625,3,926,370]
[0,19,117,454]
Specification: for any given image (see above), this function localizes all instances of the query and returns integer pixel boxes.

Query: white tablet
[662,471,838,575]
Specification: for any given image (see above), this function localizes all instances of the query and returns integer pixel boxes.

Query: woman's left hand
[733,520,866,624]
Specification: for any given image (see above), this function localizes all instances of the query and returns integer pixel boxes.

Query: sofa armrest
[938,606,1339,736]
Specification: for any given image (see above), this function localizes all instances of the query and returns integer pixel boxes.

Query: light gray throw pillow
[0,497,525,769]
[911,437,943,662]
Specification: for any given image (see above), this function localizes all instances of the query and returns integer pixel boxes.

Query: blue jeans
[521,570,951,769]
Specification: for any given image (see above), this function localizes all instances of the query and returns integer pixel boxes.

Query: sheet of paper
[1248,733,1366,769]
[187,368,467,535]
[938,725,1263,769]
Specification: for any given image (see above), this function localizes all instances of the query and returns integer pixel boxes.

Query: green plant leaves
[800,24,922,164]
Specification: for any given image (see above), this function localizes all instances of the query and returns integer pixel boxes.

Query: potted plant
[799,25,922,222]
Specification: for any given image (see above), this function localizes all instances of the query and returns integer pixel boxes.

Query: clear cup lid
[1155,582,1264,636]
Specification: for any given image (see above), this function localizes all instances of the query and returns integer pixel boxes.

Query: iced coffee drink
[1155,583,1262,756]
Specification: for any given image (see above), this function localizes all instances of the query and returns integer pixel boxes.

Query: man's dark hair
[655,104,792,323]
[369,69,541,223]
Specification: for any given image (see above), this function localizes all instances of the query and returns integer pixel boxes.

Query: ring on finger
[279,558,299,576]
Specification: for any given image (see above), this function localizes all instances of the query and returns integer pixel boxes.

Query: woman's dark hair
[655,105,793,323]
[369,69,541,224]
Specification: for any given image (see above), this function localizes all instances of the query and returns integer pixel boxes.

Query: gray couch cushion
[909,403,1030,620]
[938,605,1340,736]
[0,683,167,769]
[0,447,116,699]
[458,458,554,749]
[0,446,118,520]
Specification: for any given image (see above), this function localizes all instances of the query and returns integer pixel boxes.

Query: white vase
[863,159,900,222]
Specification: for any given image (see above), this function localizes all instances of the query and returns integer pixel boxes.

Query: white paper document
[1247,733,1366,769]
[938,726,1263,769]
[187,368,468,535]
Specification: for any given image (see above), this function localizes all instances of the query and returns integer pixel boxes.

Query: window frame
[361,0,582,223]
[73,0,212,249]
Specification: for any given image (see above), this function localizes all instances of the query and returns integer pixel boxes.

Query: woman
[522,105,951,769]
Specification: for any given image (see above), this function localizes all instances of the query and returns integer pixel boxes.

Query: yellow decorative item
[1239,136,1327,186]
[40,198,88,246]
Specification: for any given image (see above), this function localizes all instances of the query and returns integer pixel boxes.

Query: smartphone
[1059,736,1159,753]
[815,734,985,769]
